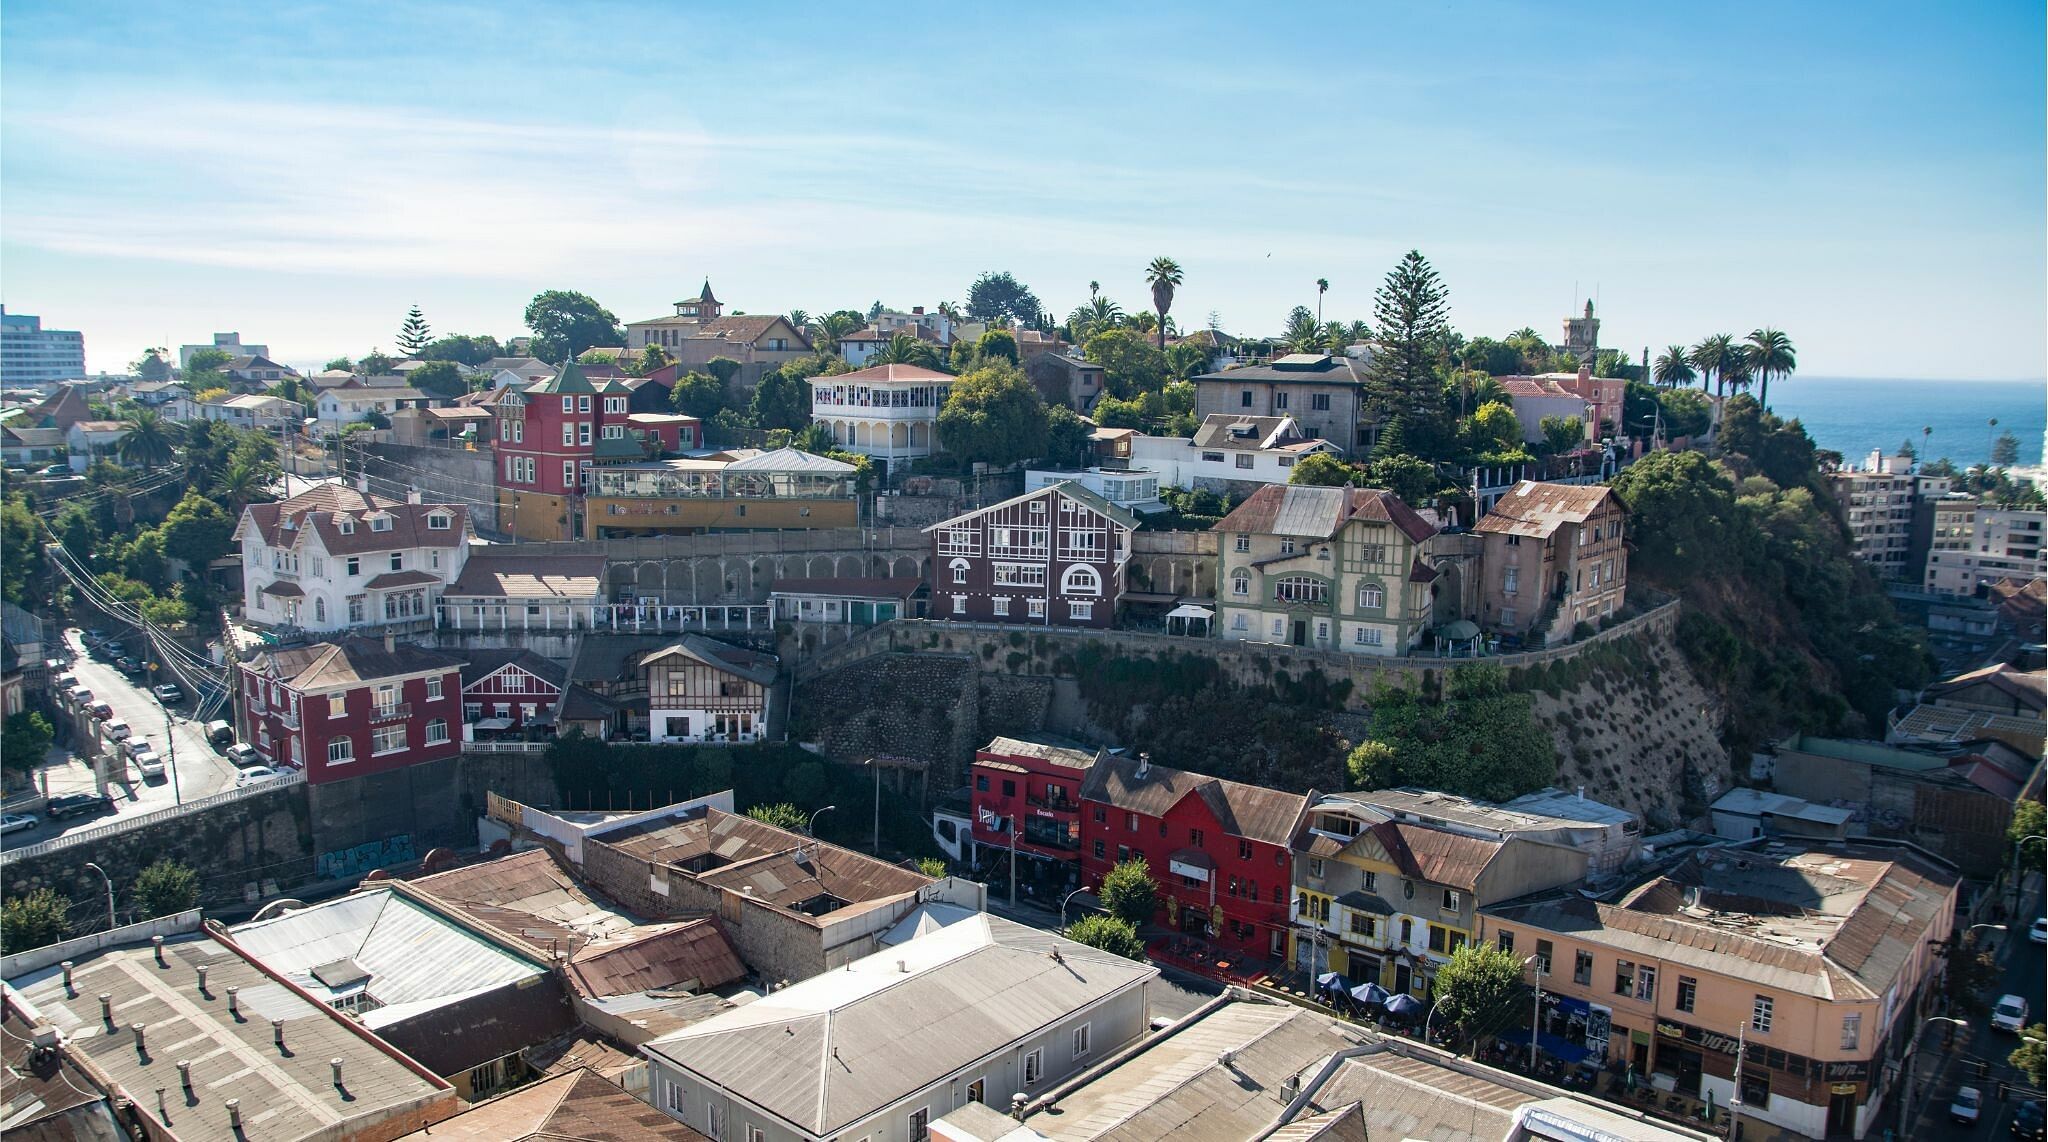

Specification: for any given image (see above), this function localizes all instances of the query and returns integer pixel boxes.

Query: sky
[2,1,2043,380]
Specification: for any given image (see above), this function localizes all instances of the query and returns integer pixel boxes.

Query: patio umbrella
[1315,971,1346,991]
[1383,993,1424,1018]
[1351,982,1391,1007]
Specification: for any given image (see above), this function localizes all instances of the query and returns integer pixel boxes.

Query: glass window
[1073,1023,1091,1058]
[327,692,347,717]
[425,719,449,745]
[1840,1013,1860,1050]
[1751,995,1773,1033]
[1574,950,1594,985]
[1614,959,1634,996]
[1231,570,1250,596]
[426,676,443,700]
[372,724,406,754]
[327,737,353,763]
[1636,964,1657,1001]
[1676,976,1697,1013]
[1023,1049,1043,1086]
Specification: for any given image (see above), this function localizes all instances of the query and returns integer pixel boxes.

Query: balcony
[279,712,301,730]
[370,702,412,722]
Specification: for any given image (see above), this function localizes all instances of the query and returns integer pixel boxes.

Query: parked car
[53,671,76,690]
[88,701,113,720]
[0,812,39,835]
[1953,1085,1984,1126]
[103,720,132,741]
[116,656,143,676]
[2013,1099,2044,1140]
[83,628,108,643]
[225,743,262,768]
[130,742,164,779]
[204,720,234,746]
[66,685,92,705]
[2030,917,2045,945]
[153,683,185,704]
[103,640,125,657]
[235,766,284,787]
[45,792,113,820]
[1993,994,2031,1033]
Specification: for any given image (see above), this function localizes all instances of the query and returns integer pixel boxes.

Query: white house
[1023,467,1165,513]
[65,419,128,471]
[1127,413,1339,492]
[809,363,955,464]
[644,911,1155,1142]
[236,484,473,632]
[314,379,427,429]
[201,393,301,430]
[641,635,778,744]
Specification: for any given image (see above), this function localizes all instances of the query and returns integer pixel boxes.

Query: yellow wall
[496,489,573,542]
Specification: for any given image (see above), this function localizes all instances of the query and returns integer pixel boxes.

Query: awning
[260,580,304,597]
[1166,604,1216,621]
[1122,591,1178,606]
[1550,995,1591,1017]
[472,717,514,730]
[1437,619,1481,641]
[1497,1028,1596,1066]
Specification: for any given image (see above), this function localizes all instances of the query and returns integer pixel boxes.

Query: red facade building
[924,482,1137,629]
[459,648,567,731]
[1079,753,1312,963]
[490,359,691,541]
[239,636,464,783]
[966,736,1100,894]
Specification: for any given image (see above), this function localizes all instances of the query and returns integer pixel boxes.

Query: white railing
[8,772,307,860]
[437,603,772,633]
[462,740,549,753]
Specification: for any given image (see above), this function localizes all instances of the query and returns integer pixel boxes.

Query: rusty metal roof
[1472,481,1620,540]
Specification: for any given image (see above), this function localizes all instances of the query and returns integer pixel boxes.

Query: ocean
[1763,377,2047,471]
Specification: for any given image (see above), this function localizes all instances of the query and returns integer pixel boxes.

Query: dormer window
[336,516,354,534]
[369,515,393,532]
[426,513,451,530]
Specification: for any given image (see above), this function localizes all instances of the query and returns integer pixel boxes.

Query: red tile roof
[829,363,955,383]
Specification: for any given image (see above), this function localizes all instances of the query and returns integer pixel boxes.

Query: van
[67,685,92,705]
[204,720,234,747]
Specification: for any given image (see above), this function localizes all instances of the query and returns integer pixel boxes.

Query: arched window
[949,558,970,585]
[1274,576,1328,605]
[314,597,327,623]
[1062,565,1101,596]
[1230,570,1251,597]
[1357,583,1385,609]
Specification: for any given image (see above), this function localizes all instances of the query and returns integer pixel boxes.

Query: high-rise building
[0,307,86,387]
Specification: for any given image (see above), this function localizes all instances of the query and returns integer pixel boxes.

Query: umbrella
[1383,992,1424,1017]
[1351,982,1391,1006]
[1315,972,1346,991]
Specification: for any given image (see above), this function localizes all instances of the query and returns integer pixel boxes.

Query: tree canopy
[420,333,503,365]
[524,290,625,361]
[1348,666,1555,800]
[1366,251,1454,461]
[1289,453,1354,487]
[1,888,70,953]
[1098,858,1157,927]
[134,858,200,919]
[1064,914,1146,960]
[396,305,432,356]
[1432,943,1528,1043]
[936,362,1048,469]
[965,271,1042,325]
[407,360,467,400]
[1084,329,1167,397]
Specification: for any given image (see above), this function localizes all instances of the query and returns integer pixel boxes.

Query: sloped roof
[446,553,607,599]
[1194,355,1364,385]
[598,808,928,911]
[638,634,779,686]
[1214,484,1435,544]
[566,918,747,997]
[1472,481,1621,540]
[396,1068,707,1140]
[924,479,1141,533]
[1925,662,2046,712]
[246,637,463,689]
[526,359,597,395]
[458,647,569,691]
[723,446,855,474]
[644,914,1154,1137]
[825,363,955,383]
[1078,754,1309,847]
[241,484,469,554]
[363,569,443,589]
[1352,821,1506,891]
[1191,413,1314,451]
[980,735,1100,771]
[1500,378,1579,398]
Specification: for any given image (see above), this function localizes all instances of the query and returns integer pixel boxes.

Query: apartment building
[238,634,465,781]
[1192,353,1370,453]
[0,307,86,387]
[1925,499,2047,596]
[1481,839,1958,1139]
[1825,450,1928,582]
[809,362,955,466]
[926,482,1137,629]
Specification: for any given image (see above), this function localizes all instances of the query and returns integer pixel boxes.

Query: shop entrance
[1827,1089,1857,1134]
[1655,1044,1703,1097]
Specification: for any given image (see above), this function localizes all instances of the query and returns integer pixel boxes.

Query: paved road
[4,627,241,850]
[1903,878,2046,1140]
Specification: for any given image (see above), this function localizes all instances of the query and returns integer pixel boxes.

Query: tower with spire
[1562,298,1601,364]
[671,280,723,323]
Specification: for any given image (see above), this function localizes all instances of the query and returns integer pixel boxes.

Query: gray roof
[1194,355,1365,386]
[9,928,448,1140]
[924,480,1141,534]
[644,913,1154,1137]
[723,446,855,474]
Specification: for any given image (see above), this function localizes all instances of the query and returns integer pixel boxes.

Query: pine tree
[1366,251,1453,461]
[396,305,432,356]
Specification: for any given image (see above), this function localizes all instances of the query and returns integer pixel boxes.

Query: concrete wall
[356,441,500,535]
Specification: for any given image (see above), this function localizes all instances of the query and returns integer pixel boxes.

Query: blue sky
[3,0,2042,379]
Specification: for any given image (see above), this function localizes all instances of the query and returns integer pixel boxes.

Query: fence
[6,771,308,859]
[462,741,550,754]
[796,599,1683,684]
[437,602,773,634]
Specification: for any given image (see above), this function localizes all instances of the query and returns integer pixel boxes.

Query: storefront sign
[1823,1061,1870,1083]
[1168,859,1210,882]
[1831,1082,1859,1095]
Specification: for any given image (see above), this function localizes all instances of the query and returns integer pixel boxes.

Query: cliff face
[1528,633,1731,830]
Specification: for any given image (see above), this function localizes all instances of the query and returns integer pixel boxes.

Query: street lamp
[863,758,882,855]
[1521,954,1546,1070]
[806,805,837,837]
[1060,886,1091,928]
[1899,1016,1972,1135]
[83,862,114,931]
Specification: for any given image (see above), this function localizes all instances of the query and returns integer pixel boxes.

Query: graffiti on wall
[316,834,415,880]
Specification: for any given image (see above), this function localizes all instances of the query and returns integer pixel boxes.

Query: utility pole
[1727,1020,1745,1140]
[1528,955,1544,1071]
[147,658,182,805]
[1008,815,1019,911]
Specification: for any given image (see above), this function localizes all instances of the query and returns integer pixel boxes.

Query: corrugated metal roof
[394,1068,708,1140]
[724,447,855,474]
[1471,481,1620,540]
[645,914,1155,1136]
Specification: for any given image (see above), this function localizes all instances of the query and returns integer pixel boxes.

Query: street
[1905,875,2046,1141]
[4,626,240,851]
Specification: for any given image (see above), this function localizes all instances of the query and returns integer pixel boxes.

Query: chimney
[912,306,925,316]
[1011,1094,1028,1120]
[152,935,166,966]
[407,488,422,504]
[1577,786,1586,801]
[227,1099,242,1130]
[178,1060,193,1089]
[357,475,370,493]
[226,986,240,1017]
[60,961,74,993]
[383,629,395,653]
[1135,753,1151,779]
[99,994,113,1024]
[896,959,908,973]
[132,1023,147,1054]
[196,964,209,994]
[272,1018,285,1048]
[330,1058,345,1087]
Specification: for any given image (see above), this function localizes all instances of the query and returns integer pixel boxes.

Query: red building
[459,648,567,733]
[924,482,1137,629]
[490,359,693,541]
[239,635,464,783]
[1079,753,1312,964]
[966,736,1100,895]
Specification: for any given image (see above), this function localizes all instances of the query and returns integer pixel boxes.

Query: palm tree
[1316,278,1329,325]
[1721,356,1754,395]
[1282,309,1323,354]
[1067,296,1124,343]
[1744,328,1796,410]
[1345,320,1373,345]
[117,410,176,469]
[213,454,270,510]
[1088,280,1100,299]
[1145,257,1183,351]
[1125,311,1158,335]
[814,312,860,351]
[1688,334,1736,397]
[1653,345,1697,389]
[787,309,810,334]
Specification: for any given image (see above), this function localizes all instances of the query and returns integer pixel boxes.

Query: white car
[235,766,284,787]
[2030,917,2046,945]
[128,741,164,779]
[1993,994,2031,1033]
[104,720,132,741]
[1951,1084,1983,1125]
[225,743,261,768]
